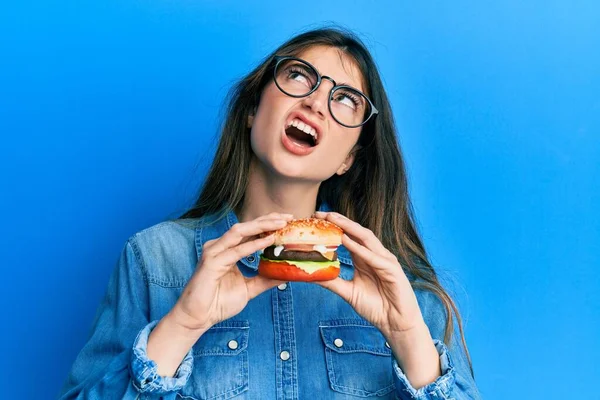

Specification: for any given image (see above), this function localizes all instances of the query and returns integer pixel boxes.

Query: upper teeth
[288,119,318,141]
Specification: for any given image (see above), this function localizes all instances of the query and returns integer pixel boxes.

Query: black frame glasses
[273,55,379,128]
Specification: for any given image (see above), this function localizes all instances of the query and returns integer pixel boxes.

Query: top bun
[269,218,343,246]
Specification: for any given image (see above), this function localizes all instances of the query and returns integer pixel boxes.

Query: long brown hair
[180,27,473,375]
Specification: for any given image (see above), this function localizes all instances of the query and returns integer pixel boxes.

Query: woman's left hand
[312,211,425,340]
[313,211,442,389]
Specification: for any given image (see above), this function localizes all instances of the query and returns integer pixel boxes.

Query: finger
[245,275,286,300]
[202,238,218,251]
[318,212,390,258]
[312,211,328,219]
[315,276,353,304]
[213,233,276,267]
[342,233,394,273]
[254,213,295,238]
[314,212,397,262]
[201,238,223,262]
[208,218,288,256]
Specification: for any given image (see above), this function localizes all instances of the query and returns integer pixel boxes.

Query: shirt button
[385,341,390,348]
[334,338,344,348]
[246,255,255,263]
[277,283,288,291]
[280,350,290,361]
[228,340,239,350]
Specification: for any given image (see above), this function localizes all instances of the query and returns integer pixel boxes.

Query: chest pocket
[180,320,249,400]
[319,320,395,397]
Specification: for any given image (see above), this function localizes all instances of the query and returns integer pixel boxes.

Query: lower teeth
[290,138,311,148]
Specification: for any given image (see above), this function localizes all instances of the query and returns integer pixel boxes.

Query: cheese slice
[261,257,340,275]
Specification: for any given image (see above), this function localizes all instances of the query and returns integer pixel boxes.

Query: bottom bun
[258,259,340,282]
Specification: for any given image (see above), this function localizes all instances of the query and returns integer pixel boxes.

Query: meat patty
[263,246,338,262]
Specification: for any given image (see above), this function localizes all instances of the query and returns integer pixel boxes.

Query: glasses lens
[330,86,372,127]
[275,59,318,97]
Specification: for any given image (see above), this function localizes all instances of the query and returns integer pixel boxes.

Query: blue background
[1,1,598,399]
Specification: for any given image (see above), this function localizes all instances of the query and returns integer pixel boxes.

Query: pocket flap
[319,321,391,356]
[193,320,249,356]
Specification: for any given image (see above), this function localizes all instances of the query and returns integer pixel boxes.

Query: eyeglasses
[273,55,378,128]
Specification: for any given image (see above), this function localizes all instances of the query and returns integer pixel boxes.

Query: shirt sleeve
[58,238,193,399]
[130,320,194,394]
[392,340,462,399]
[392,288,482,400]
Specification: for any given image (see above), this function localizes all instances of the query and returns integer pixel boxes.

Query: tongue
[286,126,313,147]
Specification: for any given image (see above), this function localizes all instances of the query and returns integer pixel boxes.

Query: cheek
[256,83,288,119]
[251,88,287,138]
[321,127,361,162]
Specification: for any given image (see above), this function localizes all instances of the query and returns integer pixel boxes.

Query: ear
[336,145,361,175]
[247,105,258,128]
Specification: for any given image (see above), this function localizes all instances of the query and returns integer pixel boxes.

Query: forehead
[295,45,365,93]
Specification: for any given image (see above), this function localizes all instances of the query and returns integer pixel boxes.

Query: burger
[258,218,343,282]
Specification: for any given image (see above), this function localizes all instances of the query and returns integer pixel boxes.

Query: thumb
[245,275,286,300]
[315,277,353,304]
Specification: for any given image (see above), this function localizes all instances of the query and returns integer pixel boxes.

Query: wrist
[147,312,206,377]
[385,321,441,390]
[170,301,212,335]
[386,321,435,364]
[386,320,431,348]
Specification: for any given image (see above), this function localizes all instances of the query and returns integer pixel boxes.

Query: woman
[60,28,481,399]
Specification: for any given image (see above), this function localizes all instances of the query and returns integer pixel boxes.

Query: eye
[333,90,361,110]
[284,65,315,88]
[288,68,309,84]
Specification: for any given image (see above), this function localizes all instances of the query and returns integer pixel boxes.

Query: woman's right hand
[170,212,293,333]
[147,213,292,376]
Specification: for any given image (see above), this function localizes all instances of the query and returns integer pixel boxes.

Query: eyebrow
[303,59,364,93]
[337,80,357,89]
[318,69,363,92]
[319,72,363,92]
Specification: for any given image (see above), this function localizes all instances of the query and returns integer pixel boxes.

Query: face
[248,45,365,182]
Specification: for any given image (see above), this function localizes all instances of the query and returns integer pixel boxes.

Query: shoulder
[129,219,198,251]
[126,218,201,286]
[128,219,199,259]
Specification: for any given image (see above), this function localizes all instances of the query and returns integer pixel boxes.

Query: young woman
[60,28,481,399]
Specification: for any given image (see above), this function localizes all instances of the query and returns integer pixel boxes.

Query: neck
[237,157,320,222]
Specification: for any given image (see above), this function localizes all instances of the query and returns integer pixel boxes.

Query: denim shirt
[60,203,481,400]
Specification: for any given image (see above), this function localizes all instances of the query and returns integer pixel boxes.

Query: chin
[272,157,311,178]
[253,150,308,179]
[250,140,337,182]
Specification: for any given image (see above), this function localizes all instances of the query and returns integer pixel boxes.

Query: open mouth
[284,119,318,147]
[285,126,316,147]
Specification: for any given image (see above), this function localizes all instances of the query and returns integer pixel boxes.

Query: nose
[301,78,335,119]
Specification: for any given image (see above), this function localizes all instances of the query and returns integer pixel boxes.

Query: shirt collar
[195,201,354,279]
